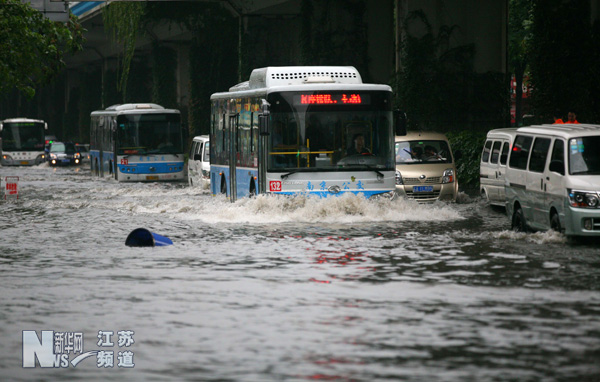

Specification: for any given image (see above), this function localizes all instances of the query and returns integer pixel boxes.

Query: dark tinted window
[528,137,551,173]
[481,140,492,163]
[490,141,502,164]
[509,135,533,170]
[500,142,510,165]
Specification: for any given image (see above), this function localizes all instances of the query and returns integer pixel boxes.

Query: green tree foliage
[299,0,369,79]
[529,0,598,123]
[102,1,145,101]
[446,129,487,190]
[0,0,84,98]
[395,10,480,131]
[509,0,533,126]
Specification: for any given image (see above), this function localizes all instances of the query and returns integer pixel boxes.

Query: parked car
[394,132,458,202]
[188,135,210,188]
[505,124,600,236]
[48,142,81,166]
[75,143,91,164]
[480,128,518,207]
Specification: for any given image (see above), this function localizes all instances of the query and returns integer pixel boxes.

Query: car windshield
[50,143,75,154]
[395,140,452,164]
[569,136,600,175]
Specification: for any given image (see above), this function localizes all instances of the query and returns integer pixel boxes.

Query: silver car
[394,132,458,202]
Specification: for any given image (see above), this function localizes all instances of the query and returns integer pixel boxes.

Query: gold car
[394,132,458,202]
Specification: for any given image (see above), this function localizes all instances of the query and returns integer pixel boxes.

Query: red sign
[269,181,282,192]
[5,176,19,199]
[295,93,370,106]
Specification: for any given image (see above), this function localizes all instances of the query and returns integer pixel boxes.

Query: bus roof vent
[248,66,362,89]
[113,103,165,111]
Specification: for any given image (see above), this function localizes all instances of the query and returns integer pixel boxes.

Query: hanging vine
[103,2,145,101]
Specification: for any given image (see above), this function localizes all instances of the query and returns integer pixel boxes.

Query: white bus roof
[91,103,180,116]
[211,66,391,100]
[516,123,600,139]
[1,118,46,124]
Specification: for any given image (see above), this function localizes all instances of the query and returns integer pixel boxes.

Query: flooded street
[1,164,599,381]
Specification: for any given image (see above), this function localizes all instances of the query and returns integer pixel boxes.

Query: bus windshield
[267,91,394,172]
[1,122,45,151]
[115,113,182,155]
[569,136,600,175]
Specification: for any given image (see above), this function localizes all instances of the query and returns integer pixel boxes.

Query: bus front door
[228,114,238,202]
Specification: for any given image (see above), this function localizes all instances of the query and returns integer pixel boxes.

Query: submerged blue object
[125,228,173,247]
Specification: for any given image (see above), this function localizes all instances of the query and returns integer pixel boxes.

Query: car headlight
[395,170,403,185]
[568,189,600,208]
[50,154,57,159]
[442,168,455,184]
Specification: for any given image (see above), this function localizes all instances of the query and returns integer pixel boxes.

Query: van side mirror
[549,160,565,175]
[394,110,407,136]
[259,99,270,136]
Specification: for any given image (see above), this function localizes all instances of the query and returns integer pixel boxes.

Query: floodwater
[1,164,599,382]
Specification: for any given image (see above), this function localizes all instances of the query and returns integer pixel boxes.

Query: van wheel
[550,212,563,233]
[511,206,527,232]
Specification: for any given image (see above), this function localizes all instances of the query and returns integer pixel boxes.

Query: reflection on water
[0,164,599,381]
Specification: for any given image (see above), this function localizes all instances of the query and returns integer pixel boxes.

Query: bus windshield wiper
[281,170,299,180]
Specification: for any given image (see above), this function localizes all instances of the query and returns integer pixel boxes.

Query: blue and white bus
[90,104,185,181]
[210,66,403,202]
[0,118,47,166]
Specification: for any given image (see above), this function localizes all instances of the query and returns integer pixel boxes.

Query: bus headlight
[395,170,403,185]
[2,154,13,161]
[568,189,600,208]
[442,168,455,184]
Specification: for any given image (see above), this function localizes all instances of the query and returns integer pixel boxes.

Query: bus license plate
[146,175,159,180]
[413,186,433,193]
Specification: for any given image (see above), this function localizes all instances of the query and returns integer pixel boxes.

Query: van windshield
[395,140,452,164]
[569,136,600,175]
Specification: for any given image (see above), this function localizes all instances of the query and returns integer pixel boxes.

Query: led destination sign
[294,93,371,105]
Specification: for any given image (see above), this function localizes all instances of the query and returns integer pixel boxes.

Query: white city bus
[210,66,403,201]
[90,103,185,182]
[0,118,47,166]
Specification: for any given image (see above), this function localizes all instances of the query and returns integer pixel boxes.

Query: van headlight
[370,191,396,200]
[395,170,403,185]
[568,189,600,208]
[442,168,455,184]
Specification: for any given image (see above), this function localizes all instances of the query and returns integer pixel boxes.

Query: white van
[188,135,210,188]
[480,128,518,206]
[505,124,600,236]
